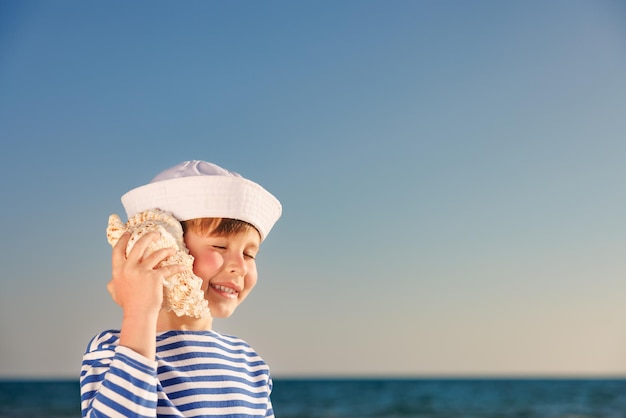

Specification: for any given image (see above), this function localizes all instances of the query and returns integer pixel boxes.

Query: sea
[2,378,626,418]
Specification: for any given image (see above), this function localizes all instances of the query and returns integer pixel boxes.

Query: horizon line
[4,373,626,382]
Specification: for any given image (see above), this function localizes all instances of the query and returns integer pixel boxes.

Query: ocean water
[271,379,626,418]
[2,378,626,417]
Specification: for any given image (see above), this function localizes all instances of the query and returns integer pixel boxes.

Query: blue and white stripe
[81,330,274,417]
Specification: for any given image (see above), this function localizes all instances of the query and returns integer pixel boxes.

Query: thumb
[107,280,118,303]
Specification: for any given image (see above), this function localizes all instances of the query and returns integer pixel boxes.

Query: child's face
[184,227,261,319]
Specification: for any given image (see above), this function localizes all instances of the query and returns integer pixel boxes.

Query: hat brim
[121,176,281,241]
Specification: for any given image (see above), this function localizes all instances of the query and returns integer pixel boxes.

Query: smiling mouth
[210,284,239,297]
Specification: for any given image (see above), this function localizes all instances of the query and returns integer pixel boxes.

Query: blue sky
[1,0,626,378]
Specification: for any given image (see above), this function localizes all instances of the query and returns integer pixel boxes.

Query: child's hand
[107,231,184,319]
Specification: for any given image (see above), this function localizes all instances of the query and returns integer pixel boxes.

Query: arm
[80,332,159,417]
[81,232,184,417]
[108,232,182,359]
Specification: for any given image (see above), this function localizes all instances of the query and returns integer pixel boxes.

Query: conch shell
[106,208,210,318]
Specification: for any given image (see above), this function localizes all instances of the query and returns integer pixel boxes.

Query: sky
[1,0,626,379]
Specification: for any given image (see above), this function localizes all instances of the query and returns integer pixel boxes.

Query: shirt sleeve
[264,375,274,417]
[265,399,274,418]
[80,331,159,418]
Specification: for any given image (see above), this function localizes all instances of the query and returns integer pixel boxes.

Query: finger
[112,232,131,265]
[142,247,177,269]
[126,231,161,263]
[158,263,186,278]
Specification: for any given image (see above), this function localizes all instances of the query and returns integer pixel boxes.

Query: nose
[227,253,247,276]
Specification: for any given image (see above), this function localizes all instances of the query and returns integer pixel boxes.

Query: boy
[80,160,282,417]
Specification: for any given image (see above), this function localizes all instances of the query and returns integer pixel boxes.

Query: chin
[208,306,236,319]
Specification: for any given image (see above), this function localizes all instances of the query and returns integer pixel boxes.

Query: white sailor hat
[121,160,282,241]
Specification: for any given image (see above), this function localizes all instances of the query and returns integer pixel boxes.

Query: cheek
[244,265,258,291]
[191,251,223,278]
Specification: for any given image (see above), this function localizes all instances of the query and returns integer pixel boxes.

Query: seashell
[106,208,210,318]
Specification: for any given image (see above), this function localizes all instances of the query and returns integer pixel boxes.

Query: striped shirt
[81,330,274,417]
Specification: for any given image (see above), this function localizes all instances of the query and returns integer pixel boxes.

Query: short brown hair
[181,218,260,239]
